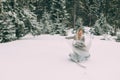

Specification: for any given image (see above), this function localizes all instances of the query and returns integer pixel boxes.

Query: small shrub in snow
[116,31,120,42]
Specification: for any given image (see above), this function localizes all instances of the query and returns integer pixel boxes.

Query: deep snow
[0,34,120,80]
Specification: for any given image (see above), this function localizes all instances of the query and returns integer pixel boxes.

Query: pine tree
[41,10,53,34]
[75,17,83,30]
[51,0,69,35]
[23,9,41,36]
[107,0,120,35]
[94,14,113,35]
[0,12,16,42]
[0,0,41,42]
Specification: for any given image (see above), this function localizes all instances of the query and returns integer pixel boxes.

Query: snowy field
[0,34,120,80]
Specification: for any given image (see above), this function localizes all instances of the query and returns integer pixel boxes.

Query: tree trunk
[9,0,16,9]
[88,13,91,27]
[105,0,108,22]
[73,0,76,29]
[0,0,2,13]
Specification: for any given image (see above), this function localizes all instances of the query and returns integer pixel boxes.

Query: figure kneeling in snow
[66,27,91,63]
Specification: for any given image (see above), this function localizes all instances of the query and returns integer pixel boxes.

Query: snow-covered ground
[0,34,120,80]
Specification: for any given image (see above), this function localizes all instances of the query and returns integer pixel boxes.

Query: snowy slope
[0,34,120,80]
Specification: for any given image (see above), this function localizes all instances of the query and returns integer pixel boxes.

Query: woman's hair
[77,27,84,33]
[76,27,84,40]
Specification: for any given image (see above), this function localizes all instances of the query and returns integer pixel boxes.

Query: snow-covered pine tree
[0,0,41,42]
[23,8,41,36]
[0,12,16,42]
[41,9,53,34]
[0,0,26,42]
[94,13,113,35]
[51,0,69,35]
[75,17,83,30]
[0,0,17,42]
[14,17,25,39]
[107,0,120,36]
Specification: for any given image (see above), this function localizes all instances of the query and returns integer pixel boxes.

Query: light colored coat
[66,35,91,62]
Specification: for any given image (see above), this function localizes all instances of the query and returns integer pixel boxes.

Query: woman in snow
[66,27,90,63]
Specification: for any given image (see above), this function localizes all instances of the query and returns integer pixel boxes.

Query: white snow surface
[0,34,120,80]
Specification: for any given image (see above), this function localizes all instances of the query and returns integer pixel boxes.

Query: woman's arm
[65,36,75,39]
